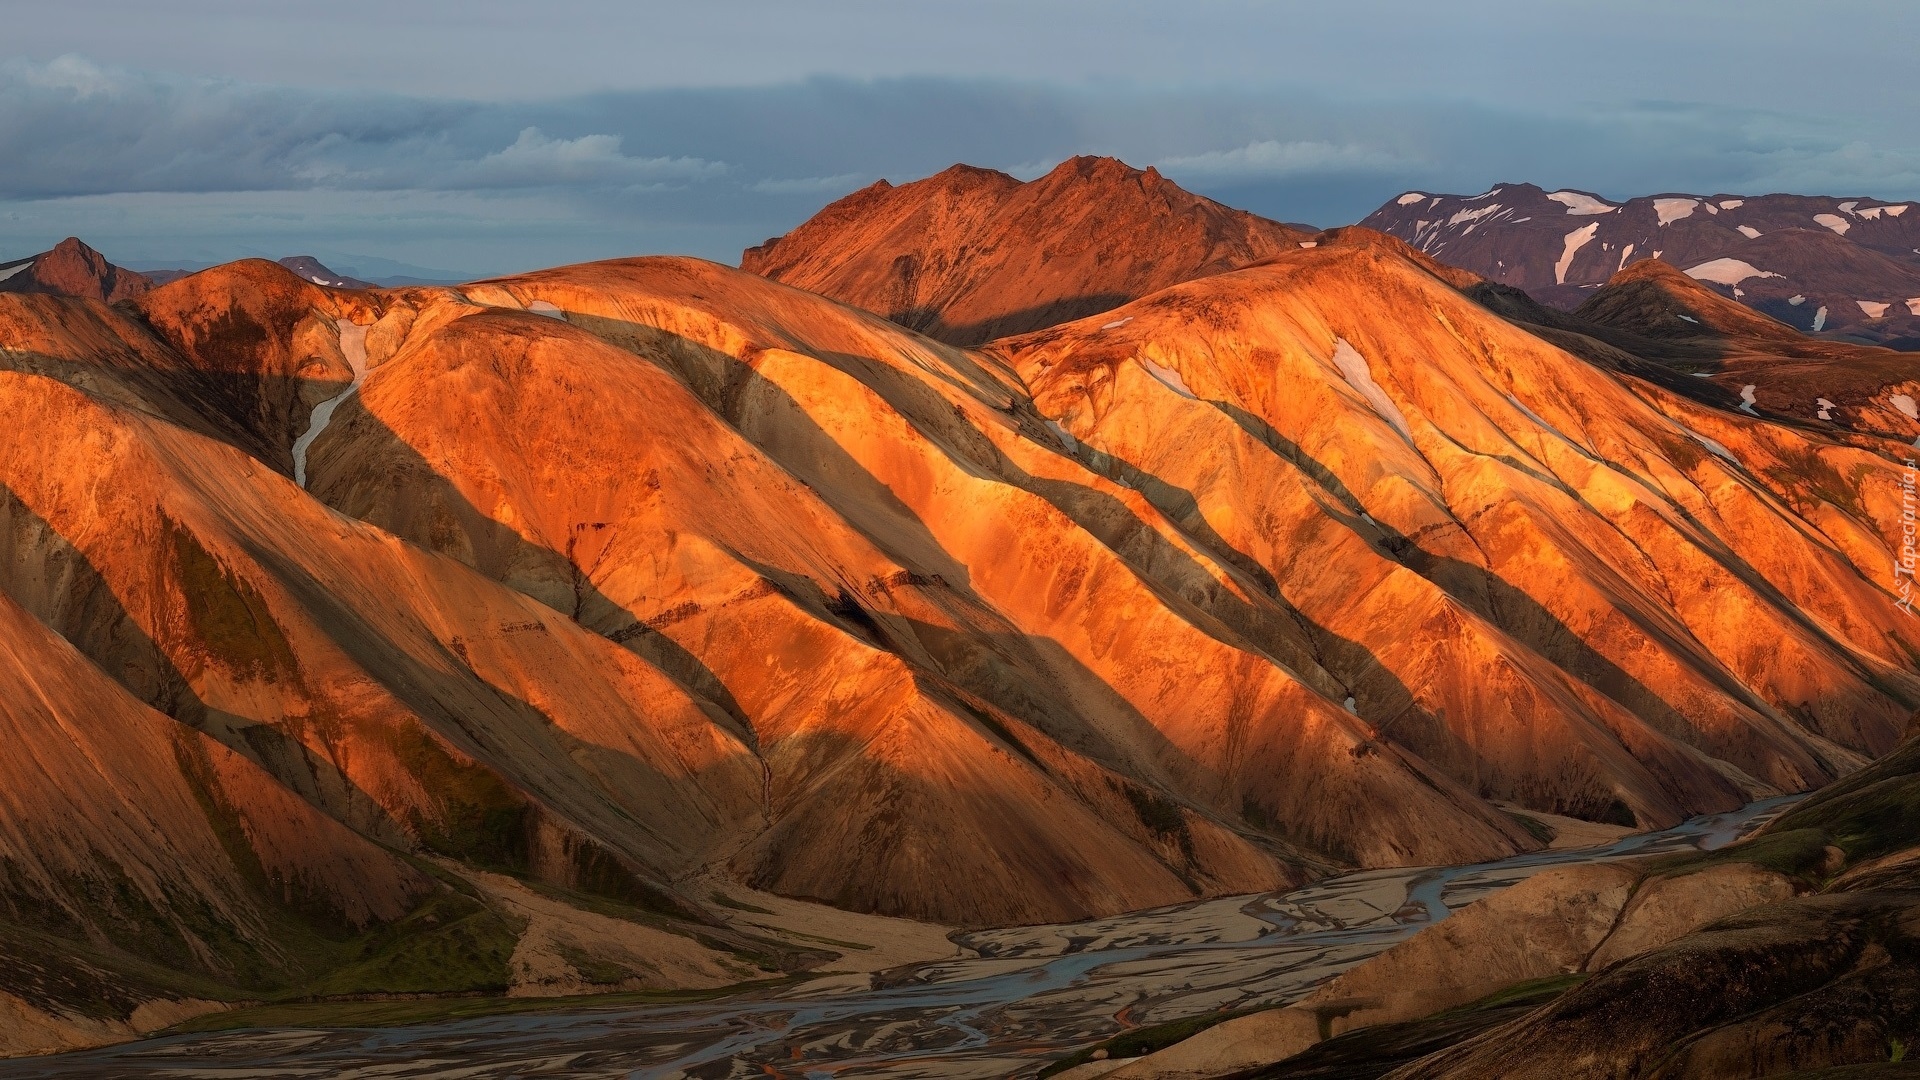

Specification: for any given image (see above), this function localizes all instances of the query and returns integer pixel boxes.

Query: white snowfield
[1718,199,1745,210]
[1892,394,1920,421]
[1737,225,1763,239]
[1814,306,1829,332]
[1616,243,1636,272]
[1447,204,1504,228]
[1396,192,1427,206]
[292,321,371,488]
[1684,258,1780,286]
[1137,355,1196,399]
[1330,338,1413,442]
[1546,190,1615,215]
[1858,207,1886,220]
[1889,205,1910,217]
[1739,385,1759,415]
[1101,317,1133,330]
[1683,426,1740,465]
[1654,198,1698,226]
[1817,398,1838,421]
[1506,393,1597,459]
[0,261,33,283]
[1814,213,1852,235]
[527,300,567,320]
[1908,298,1920,317]
[1859,301,1891,319]
[1789,295,1807,306]
[1556,223,1600,284]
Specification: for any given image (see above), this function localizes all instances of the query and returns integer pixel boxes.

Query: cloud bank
[3,55,1918,276]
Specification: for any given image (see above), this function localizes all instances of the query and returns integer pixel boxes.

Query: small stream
[2,797,1797,1080]
[291,321,369,488]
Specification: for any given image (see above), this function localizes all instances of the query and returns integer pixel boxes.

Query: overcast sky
[2,0,1916,278]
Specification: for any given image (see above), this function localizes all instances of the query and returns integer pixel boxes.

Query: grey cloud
[3,55,1920,275]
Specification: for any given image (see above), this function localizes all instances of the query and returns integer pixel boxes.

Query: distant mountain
[742,155,1314,345]
[1360,183,1920,348]
[0,237,151,303]
[278,255,374,290]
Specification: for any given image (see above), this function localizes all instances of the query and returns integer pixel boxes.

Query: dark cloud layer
[2,51,1917,276]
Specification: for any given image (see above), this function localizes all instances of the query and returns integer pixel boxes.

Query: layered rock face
[742,156,1311,344]
[1362,183,1920,348]
[1,217,1916,1047]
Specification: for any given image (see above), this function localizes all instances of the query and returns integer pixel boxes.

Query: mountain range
[3,159,1919,1064]
[1360,183,1920,349]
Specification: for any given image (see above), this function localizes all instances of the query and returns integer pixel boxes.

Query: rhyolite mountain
[741,155,1314,344]
[1361,183,1920,348]
[0,237,152,304]
[3,183,1920,1053]
[277,256,374,290]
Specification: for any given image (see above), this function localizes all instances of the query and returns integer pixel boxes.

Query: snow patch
[1684,427,1740,465]
[1737,225,1762,239]
[1546,190,1616,215]
[1468,187,1504,201]
[1813,306,1829,332]
[1814,213,1852,235]
[1297,241,1318,248]
[1817,398,1838,421]
[1138,356,1196,399]
[526,300,567,320]
[1396,192,1427,206]
[1101,317,1133,329]
[1685,258,1780,286]
[1887,205,1909,217]
[1045,419,1078,452]
[1617,243,1636,271]
[292,321,371,488]
[1719,199,1745,209]
[1859,301,1890,319]
[1839,201,1860,213]
[1448,204,1504,227]
[1678,314,1700,324]
[1705,203,1719,215]
[1507,394,1595,458]
[1343,696,1358,714]
[0,261,31,283]
[1788,295,1807,306]
[1892,394,1920,421]
[1330,338,1413,442]
[1556,223,1601,284]
[1858,206,1885,220]
[1738,385,1758,415]
[1655,198,1699,225]
[1907,298,1920,317]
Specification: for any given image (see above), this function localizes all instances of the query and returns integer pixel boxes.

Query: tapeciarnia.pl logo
[1899,458,1918,616]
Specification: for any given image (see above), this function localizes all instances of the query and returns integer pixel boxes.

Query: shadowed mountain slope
[1362,184,1920,348]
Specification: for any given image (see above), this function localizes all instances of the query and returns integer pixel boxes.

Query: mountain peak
[0,235,151,303]
[742,158,1309,345]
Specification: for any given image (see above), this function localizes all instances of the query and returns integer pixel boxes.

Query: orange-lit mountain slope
[0,237,152,304]
[742,156,1312,345]
[2,217,1916,1045]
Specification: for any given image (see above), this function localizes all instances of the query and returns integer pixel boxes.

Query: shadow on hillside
[1205,394,1905,794]
[887,292,1133,347]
